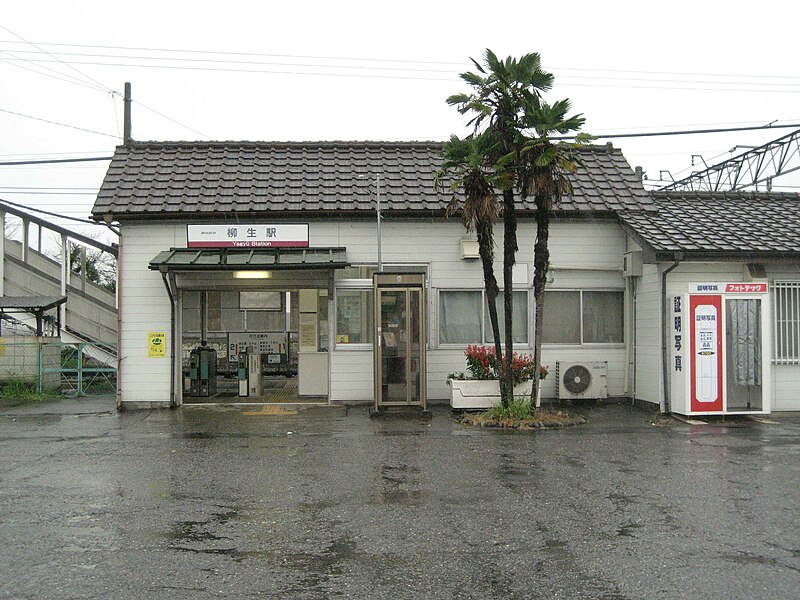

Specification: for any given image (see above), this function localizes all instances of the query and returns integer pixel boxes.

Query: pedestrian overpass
[0,201,117,352]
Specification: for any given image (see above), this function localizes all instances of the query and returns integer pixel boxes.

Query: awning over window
[148,247,348,272]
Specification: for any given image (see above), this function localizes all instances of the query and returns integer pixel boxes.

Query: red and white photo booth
[670,283,771,415]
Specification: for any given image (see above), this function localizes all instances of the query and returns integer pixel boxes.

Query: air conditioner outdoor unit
[556,361,608,400]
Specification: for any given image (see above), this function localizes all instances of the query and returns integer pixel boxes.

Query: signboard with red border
[187,224,309,248]
[689,294,724,412]
[689,283,767,294]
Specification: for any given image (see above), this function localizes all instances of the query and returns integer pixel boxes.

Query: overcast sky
[1,0,799,243]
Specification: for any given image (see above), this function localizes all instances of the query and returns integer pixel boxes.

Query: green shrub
[484,395,534,420]
[0,377,56,403]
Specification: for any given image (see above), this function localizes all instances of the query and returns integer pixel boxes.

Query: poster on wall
[689,295,723,412]
[240,291,282,310]
[148,332,166,358]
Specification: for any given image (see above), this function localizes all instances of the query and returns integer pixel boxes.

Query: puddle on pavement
[379,464,425,505]
[615,521,644,538]
[166,509,246,558]
[2,414,63,424]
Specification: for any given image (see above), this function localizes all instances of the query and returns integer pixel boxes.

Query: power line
[3,40,800,82]
[0,191,98,195]
[0,107,119,140]
[0,150,110,158]
[134,100,211,140]
[0,25,115,93]
[0,40,469,68]
[3,56,798,93]
[0,54,108,92]
[0,186,99,190]
[554,123,800,141]
[0,197,99,225]
[0,155,113,166]
[5,49,800,90]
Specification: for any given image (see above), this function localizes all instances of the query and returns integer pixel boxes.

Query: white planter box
[448,379,535,409]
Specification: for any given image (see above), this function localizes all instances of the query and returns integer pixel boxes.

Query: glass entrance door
[374,274,426,409]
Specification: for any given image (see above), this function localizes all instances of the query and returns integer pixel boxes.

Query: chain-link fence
[0,340,116,396]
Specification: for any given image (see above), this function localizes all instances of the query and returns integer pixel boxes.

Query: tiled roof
[619,190,800,256]
[91,140,653,220]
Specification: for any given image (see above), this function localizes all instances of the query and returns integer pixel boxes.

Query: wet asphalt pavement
[0,398,799,599]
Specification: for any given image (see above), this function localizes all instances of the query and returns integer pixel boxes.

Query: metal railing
[0,340,117,396]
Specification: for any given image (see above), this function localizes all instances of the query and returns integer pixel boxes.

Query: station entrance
[180,289,312,404]
[149,246,347,406]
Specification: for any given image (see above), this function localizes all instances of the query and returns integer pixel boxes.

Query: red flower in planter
[463,345,547,385]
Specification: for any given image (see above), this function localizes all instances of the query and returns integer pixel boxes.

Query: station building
[91,141,800,414]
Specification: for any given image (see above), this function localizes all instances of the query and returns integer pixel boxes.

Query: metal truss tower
[661,128,800,191]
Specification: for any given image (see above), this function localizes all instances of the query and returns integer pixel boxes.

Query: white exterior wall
[324,218,628,401]
[632,259,800,411]
[119,218,629,406]
[118,223,182,406]
[632,262,663,409]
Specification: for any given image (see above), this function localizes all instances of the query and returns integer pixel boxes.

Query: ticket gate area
[373,273,426,411]
[237,349,263,398]
[188,345,217,397]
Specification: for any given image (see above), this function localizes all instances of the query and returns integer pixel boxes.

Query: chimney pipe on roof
[123,82,132,145]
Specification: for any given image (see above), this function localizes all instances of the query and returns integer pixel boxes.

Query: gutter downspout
[661,257,682,415]
[161,271,177,408]
[116,233,123,410]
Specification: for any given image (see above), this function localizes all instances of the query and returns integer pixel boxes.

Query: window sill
[334,344,373,351]
[541,343,625,349]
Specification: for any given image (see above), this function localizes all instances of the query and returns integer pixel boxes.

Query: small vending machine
[189,345,217,397]
[237,349,263,398]
[670,283,771,415]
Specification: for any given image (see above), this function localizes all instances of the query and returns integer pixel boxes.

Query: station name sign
[187,224,309,248]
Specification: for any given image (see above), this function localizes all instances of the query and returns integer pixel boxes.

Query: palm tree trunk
[502,189,518,407]
[531,190,550,408]
[476,220,505,400]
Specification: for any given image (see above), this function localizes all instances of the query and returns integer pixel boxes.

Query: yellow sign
[335,335,349,344]
[148,331,166,357]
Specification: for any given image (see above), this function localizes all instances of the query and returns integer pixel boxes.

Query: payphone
[189,345,217,397]
[373,272,426,411]
[237,349,263,398]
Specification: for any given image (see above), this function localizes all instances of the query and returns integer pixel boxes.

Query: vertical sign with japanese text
[689,295,723,412]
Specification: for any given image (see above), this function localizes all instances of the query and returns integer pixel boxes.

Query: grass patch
[461,395,587,429]
[0,378,59,407]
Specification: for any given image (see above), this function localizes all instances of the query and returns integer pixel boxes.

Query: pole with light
[358,174,382,271]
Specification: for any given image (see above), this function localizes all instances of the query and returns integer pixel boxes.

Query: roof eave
[653,250,800,262]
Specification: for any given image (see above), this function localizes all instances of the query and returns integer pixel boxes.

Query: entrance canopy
[149,247,348,272]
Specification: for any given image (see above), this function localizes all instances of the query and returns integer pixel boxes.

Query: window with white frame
[773,281,800,363]
[541,290,624,344]
[335,289,374,344]
[439,290,528,345]
[334,264,428,347]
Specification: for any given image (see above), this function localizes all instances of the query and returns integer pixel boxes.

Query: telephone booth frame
[373,272,427,411]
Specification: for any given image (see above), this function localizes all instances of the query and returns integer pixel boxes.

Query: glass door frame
[373,272,427,410]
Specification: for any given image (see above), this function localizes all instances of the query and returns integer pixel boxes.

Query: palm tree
[444,50,589,409]
[518,100,589,404]
[436,134,507,398]
[445,50,555,406]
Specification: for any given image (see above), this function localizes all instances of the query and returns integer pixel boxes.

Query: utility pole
[123,82,132,145]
